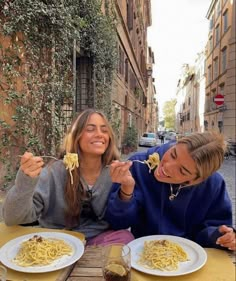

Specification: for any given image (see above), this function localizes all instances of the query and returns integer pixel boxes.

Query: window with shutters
[221,47,227,72]
[215,25,220,45]
[127,0,133,31]
[223,10,228,32]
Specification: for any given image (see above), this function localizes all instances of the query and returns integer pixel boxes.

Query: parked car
[165,132,177,141]
[139,132,157,147]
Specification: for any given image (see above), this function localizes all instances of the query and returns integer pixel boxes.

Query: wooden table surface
[62,246,235,281]
[64,246,103,281]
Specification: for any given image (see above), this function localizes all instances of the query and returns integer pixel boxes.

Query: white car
[165,132,177,141]
[139,132,157,147]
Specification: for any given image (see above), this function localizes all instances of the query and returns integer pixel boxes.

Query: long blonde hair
[60,109,120,222]
[177,131,226,180]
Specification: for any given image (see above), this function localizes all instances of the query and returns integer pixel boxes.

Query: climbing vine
[0,0,117,187]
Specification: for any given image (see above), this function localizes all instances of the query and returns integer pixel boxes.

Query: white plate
[0,232,84,273]
[127,235,207,276]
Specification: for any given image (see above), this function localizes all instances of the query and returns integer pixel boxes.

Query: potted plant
[122,126,138,154]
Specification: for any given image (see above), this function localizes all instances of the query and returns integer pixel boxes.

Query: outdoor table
[0,223,85,281]
[0,223,235,281]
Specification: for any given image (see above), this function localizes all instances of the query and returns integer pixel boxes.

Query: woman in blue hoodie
[105,131,235,251]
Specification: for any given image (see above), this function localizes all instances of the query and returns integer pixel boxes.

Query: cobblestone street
[218,157,236,227]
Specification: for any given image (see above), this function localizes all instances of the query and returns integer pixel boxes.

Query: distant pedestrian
[160,134,165,144]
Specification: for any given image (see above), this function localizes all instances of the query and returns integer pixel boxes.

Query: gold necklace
[169,184,183,201]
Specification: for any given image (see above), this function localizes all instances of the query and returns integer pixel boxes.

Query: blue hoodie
[105,142,233,248]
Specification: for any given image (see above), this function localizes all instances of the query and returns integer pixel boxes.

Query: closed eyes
[170,148,192,176]
[86,125,108,133]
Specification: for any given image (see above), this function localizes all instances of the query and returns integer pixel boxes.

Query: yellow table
[0,223,235,281]
[69,246,235,281]
[0,223,85,281]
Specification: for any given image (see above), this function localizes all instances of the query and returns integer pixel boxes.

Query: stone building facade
[205,0,236,141]
[112,0,157,149]
[175,0,235,141]
[175,54,206,135]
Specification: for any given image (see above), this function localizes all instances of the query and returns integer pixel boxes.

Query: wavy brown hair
[59,109,120,225]
[177,131,226,180]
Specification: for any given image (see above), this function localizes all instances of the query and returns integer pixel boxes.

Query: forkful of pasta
[110,152,160,173]
[132,152,160,172]
[18,153,79,184]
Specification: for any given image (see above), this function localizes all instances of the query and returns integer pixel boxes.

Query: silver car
[139,132,157,147]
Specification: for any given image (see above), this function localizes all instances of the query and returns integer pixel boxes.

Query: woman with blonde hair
[106,131,236,250]
[3,108,134,245]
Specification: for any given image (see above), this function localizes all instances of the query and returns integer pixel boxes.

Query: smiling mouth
[91,141,105,145]
[157,166,170,178]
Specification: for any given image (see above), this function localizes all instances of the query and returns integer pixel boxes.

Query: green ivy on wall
[0,0,117,187]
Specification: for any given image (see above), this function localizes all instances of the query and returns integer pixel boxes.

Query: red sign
[214,94,224,105]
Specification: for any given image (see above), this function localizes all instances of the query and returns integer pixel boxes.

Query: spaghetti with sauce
[13,235,73,267]
[138,239,189,271]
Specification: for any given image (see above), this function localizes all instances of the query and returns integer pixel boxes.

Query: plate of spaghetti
[127,235,207,276]
[0,232,84,273]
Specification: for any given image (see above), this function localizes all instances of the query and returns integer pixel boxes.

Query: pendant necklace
[80,176,93,199]
[169,184,183,201]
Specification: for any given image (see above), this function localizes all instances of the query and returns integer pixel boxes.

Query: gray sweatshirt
[2,160,113,239]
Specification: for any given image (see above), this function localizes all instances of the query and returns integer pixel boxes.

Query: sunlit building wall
[205,0,236,140]
[194,51,206,133]
[146,46,158,133]
[113,0,152,148]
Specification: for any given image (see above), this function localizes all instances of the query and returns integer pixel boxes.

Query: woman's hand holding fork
[110,161,135,200]
[20,152,44,178]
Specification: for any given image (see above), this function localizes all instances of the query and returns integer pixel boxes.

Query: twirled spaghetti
[144,152,160,172]
[138,239,189,271]
[63,153,79,184]
[13,235,73,267]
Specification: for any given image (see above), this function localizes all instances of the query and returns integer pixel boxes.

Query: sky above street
[148,0,212,117]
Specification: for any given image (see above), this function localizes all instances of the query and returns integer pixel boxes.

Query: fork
[132,160,146,164]
[18,155,58,160]
[106,160,146,167]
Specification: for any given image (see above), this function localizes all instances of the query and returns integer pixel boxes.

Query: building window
[188,97,191,105]
[209,36,213,52]
[221,47,227,72]
[118,46,124,75]
[219,84,224,96]
[223,10,228,32]
[187,112,190,121]
[126,0,133,31]
[125,58,129,83]
[208,65,212,84]
[211,90,216,111]
[215,25,220,45]
[129,70,136,91]
[209,16,214,31]
[216,1,221,17]
[205,93,210,112]
[128,113,132,127]
[213,57,218,79]
[218,121,223,133]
